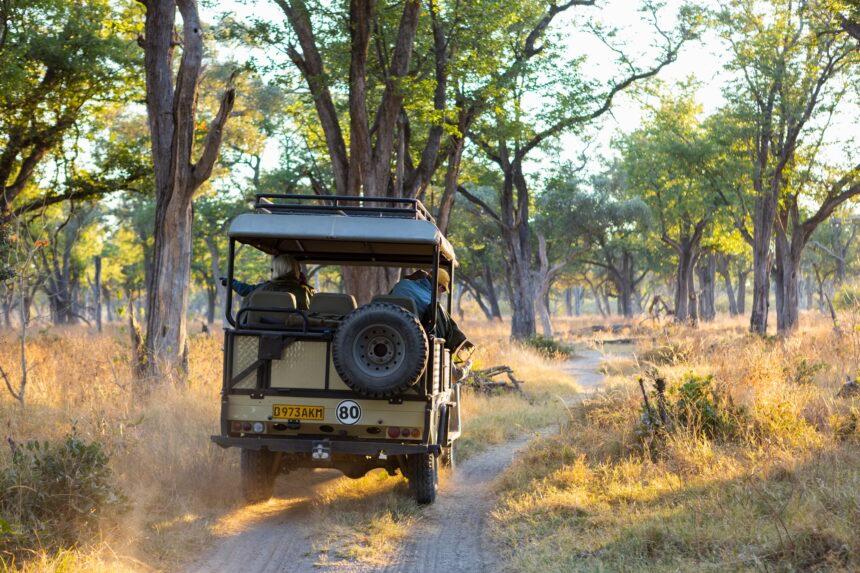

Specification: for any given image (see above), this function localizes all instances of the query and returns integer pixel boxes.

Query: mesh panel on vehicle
[270,341,326,388]
[232,335,258,389]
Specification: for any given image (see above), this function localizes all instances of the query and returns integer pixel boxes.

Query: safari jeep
[211,194,462,505]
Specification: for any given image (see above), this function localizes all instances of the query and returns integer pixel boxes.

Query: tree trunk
[141,0,234,379]
[774,228,803,334]
[696,252,716,322]
[717,258,738,316]
[673,239,699,325]
[481,263,503,320]
[342,267,401,306]
[564,287,573,317]
[205,284,216,325]
[105,288,114,323]
[589,282,606,317]
[736,269,748,315]
[503,167,536,340]
[749,192,777,334]
[146,196,194,373]
[93,256,102,332]
[456,285,465,320]
[574,285,584,316]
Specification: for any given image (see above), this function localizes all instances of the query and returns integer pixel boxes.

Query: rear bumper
[211,435,438,455]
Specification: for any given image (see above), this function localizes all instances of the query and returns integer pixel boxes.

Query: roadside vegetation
[493,315,860,572]
[0,318,578,571]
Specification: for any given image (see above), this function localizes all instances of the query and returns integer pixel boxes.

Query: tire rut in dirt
[375,436,533,573]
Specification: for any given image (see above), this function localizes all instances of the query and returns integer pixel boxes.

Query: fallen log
[463,365,524,394]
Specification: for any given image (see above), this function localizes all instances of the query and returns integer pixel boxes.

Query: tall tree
[464,2,697,339]
[718,0,859,334]
[562,168,652,319]
[138,0,236,377]
[620,92,722,325]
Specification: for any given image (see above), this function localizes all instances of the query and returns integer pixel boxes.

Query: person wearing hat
[230,253,315,310]
[389,268,472,355]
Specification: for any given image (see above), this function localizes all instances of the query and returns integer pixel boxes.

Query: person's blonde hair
[271,254,300,279]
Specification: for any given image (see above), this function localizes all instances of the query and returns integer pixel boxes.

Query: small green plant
[673,373,742,439]
[785,357,826,386]
[524,335,573,358]
[0,434,127,561]
[637,372,743,442]
[834,284,860,310]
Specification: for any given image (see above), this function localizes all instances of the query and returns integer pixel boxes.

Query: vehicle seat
[309,293,358,317]
[372,295,419,316]
[242,290,297,327]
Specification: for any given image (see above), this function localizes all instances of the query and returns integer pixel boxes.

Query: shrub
[0,434,126,561]
[834,284,860,310]
[785,357,826,386]
[524,335,573,358]
[639,373,744,442]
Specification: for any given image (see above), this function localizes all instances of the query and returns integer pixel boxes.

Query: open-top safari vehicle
[211,194,462,505]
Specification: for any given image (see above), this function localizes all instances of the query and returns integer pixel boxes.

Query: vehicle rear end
[211,194,461,504]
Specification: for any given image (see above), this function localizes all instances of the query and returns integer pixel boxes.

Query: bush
[673,374,742,439]
[833,284,860,310]
[639,373,744,442]
[524,335,573,358]
[0,434,126,561]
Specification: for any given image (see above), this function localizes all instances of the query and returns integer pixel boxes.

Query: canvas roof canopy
[228,212,456,266]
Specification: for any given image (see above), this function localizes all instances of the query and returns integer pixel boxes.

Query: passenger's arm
[230,279,258,297]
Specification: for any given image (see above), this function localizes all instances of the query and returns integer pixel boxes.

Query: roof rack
[253,194,436,224]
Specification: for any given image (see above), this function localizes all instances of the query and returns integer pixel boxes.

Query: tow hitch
[311,440,331,460]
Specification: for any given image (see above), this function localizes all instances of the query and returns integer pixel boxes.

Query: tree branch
[457,185,503,226]
[193,80,236,189]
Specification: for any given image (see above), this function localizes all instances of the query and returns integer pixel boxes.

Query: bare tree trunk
[564,287,573,317]
[750,191,777,335]
[93,256,102,332]
[736,268,749,315]
[205,284,217,325]
[673,241,699,324]
[588,280,606,317]
[456,285,465,320]
[482,263,503,320]
[774,228,802,334]
[696,252,716,322]
[104,288,114,323]
[574,285,584,316]
[140,0,235,379]
[716,255,738,316]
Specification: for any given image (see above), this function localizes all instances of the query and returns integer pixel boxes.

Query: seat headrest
[242,290,296,326]
[371,295,418,315]
[309,293,357,316]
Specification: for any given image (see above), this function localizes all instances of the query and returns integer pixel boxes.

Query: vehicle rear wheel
[241,448,279,503]
[333,303,428,398]
[408,453,438,505]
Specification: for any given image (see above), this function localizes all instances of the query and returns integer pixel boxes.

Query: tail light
[387,427,401,438]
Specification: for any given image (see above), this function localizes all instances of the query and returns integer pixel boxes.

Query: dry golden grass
[0,327,236,571]
[0,318,580,571]
[493,313,860,572]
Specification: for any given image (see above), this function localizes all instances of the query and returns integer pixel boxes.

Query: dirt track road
[186,348,605,573]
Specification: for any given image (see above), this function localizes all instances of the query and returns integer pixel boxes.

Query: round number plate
[336,400,362,425]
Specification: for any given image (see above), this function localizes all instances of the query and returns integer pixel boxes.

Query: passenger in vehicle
[389,269,472,355]
[231,253,315,310]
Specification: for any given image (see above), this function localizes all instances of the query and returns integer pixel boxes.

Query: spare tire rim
[354,324,405,376]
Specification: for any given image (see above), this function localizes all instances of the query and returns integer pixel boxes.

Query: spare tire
[332,302,428,398]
